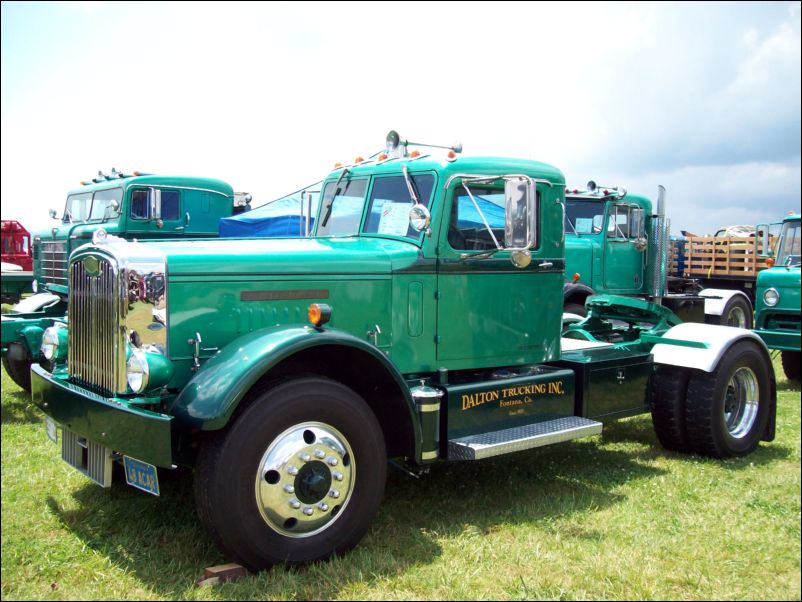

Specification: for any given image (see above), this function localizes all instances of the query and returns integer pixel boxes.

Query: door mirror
[504,178,537,250]
[631,207,647,250]
[148,188,162,221]
[409,203,431,233]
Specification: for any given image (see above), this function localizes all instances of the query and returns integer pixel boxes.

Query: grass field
[1,356,800,600]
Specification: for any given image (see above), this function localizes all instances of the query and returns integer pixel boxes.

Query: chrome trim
[62,428,113,487]
[445,173,558,190]
[724,367,759,439]
[40,240,69,287]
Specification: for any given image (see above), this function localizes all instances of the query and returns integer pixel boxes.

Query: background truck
[1,170,250,390]
[1,220,34,304]
[29,133,776,572]
[753,213,801,380]
[562,184,755,328]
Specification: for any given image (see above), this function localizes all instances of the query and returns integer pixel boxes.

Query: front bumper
[30,365,174,467]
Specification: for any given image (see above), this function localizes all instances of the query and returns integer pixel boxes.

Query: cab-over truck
[30,134,776,571]
[1,170,250,390]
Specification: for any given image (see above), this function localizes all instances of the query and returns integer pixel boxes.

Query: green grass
[2,356,800,600]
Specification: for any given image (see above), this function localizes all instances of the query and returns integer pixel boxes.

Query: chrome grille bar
[40,241,69,287]
[68,255,125,394]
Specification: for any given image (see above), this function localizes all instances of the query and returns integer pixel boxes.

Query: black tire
[708,295,753,329]
[781,351,800,381]
[2,344,32,392]
[194,376,387,571]
[564,302,587,318]
[685,340,771,458]
[650,365,691,452]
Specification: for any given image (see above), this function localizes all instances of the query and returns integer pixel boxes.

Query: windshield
[565,198,604,235]
[64,188,122,222]
[776,220,801,266]
[315,178,367,237]
[363,174,434,240]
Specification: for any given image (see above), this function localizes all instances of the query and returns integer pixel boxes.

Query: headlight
[41,325,67,362]
[127,350,150,393]
[763,288,780,307]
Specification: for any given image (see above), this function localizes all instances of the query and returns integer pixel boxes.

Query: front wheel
[684,340,772,458]
[710,296,753,329]
[2,344,33,392]
[781,351,800,381]
[194,377,386,571]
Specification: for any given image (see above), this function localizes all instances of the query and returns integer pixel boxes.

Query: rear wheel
[195,376,386,571]
[781,351,800,381]
[684,341,771,458]
[2,344,32,392]
[710,296,753,329]
[650,365,691,452]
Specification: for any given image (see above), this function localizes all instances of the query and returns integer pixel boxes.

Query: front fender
[170,325,416,432]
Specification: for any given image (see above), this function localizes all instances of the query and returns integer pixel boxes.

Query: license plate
[123,456,160,496]
[45,417,58,444]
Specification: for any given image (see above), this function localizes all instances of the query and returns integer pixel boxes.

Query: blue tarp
[219,196,318,238]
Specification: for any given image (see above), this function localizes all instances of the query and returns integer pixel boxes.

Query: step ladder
[447,416,603,461]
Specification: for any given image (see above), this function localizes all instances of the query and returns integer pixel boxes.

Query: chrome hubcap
[725,306,747,328]
[255,422,354,537]
[723,367,759,438]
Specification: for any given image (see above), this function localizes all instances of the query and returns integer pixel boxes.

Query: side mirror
[148,187,162,221]
[409,204,431,233]
[504,178,537,250]
[631,207,647,251]
[48,209,58,219]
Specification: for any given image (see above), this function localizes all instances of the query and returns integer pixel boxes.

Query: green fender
[169,324,421,447]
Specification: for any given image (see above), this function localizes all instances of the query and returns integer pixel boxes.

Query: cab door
[435,180,563,369]
[602,203,646,293]
[127,187,185,238]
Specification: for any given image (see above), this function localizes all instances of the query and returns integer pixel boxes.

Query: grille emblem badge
[83,256,100,277]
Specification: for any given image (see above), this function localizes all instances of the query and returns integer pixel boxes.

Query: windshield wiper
[320,168,348,229]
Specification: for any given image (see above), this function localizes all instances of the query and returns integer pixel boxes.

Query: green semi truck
[29,134,776,571]
[563,183,755,328]
[754,213,801,380]
[1,170,250,390]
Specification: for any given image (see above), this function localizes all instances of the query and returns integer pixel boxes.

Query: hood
[148,236,423,277]
[757,265,801,290]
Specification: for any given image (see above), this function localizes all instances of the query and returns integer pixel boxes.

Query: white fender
[699,288,752,316]
[11,292,61,314]
[651,322,768,373]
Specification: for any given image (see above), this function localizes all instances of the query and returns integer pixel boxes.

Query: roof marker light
[354,156,364,163]
[409,150,420,158]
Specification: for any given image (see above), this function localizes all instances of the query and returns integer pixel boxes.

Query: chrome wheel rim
[723,367,759,438]
[255,422,355,538]
[725,306,747,328]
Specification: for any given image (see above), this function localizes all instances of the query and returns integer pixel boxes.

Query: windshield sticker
[377,201,410,236]
[575,217,594,234]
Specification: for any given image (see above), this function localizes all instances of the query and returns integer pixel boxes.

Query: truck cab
[563,183,753,328]
[754,213,801,380]
[1,171,249,390]
[26,133,776,571]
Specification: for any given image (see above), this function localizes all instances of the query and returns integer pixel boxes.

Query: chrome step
[448,416,603,461]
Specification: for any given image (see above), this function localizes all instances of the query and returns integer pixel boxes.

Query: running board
[447,416,603,461]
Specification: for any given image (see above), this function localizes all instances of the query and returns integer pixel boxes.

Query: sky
[1,1,800,236]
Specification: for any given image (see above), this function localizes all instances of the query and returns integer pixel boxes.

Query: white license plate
[45,417,58,444]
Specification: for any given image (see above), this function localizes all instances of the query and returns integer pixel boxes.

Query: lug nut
[326,457,338,466]
[283,484,295,493]
[302,506,314,516]
[299,452,311,462]
[314,449,325,459]
[317,502,329,511]
[287,466,299,476]
[329,489,340,499]
[333,472,343,481]
[289,499,300,509]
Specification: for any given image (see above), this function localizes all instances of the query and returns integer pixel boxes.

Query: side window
[131,190,148,219]
[448,187,506,251]
[161,190,180,220]
[363,175,435,239]
[607,205,631,239]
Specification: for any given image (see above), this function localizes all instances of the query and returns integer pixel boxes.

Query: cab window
[362,174,435,240]
[607,205,633,239]
[130,189,180,221]
[316,179,368,237]
[447,187,506,251]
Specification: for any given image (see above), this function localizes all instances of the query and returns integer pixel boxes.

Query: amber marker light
[378,153,388,161]
[354,156,364,163]
[572,272,581,283]
[409,150,420,158]
[308,303,332,327]
[446,150,457,162]
[766,257,775,268]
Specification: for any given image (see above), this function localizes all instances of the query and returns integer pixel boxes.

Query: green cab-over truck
[563,183,755,328]
[1,170,250,391]
[754,213,801,380]
[30,134,777,570]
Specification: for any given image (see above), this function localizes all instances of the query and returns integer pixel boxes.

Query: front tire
[2,344,32,392]
[781,351,800,381]
[684,341,771,458]
[195,376,386,571]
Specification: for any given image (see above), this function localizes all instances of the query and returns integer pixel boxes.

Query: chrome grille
[68,255,127,394]
[40,240,69,287]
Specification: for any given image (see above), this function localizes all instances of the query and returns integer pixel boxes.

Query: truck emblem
[83,256,100,277]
